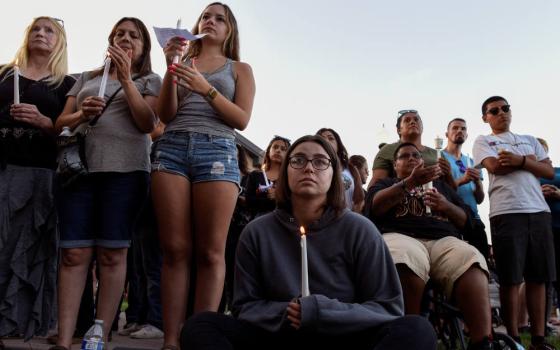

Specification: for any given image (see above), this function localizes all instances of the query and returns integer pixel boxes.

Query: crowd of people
[1,2,560,350]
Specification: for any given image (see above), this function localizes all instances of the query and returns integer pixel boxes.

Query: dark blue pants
[181,312,436,350]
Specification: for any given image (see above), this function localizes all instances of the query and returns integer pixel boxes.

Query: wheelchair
[423,281,517,350]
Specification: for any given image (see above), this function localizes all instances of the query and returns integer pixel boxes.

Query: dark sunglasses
[455,159,467,173]
[398,109,418,117]
[486,105,510,116]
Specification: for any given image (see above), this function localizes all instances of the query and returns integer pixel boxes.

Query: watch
[205,86,218,102]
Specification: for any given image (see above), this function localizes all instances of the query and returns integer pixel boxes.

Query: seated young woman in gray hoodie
[181,135,437,350]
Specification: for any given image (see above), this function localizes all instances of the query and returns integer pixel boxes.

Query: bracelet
[205,86,218,102]
[519,155,526,169]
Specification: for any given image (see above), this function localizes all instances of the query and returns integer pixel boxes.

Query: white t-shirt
[473,131,549,218]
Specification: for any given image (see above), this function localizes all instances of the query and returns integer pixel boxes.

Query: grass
[520,332,560,349]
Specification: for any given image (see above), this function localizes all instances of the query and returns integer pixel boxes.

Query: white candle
[300,226,310,297]
[98,57,111,98]
[261,164,270,187]
[435,135,443,159]
[423,181,433,215]
[172,18,182,64]
[13,66,20,104]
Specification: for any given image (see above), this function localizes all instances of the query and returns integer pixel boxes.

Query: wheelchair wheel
[493,332,518,350]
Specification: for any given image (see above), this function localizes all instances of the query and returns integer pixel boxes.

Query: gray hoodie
[232,207,404,335]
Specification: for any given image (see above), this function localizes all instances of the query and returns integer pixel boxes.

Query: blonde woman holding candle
[180,135,436,350]
[0,17,75,344]
[52,17,161,350]
[245,135,290,218]
[151,2,255,348]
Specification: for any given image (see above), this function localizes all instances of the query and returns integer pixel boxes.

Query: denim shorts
[57,171,149,249]
[151,131,240,185]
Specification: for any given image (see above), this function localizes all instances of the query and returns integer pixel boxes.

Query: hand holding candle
[13,66,20,104]
[300,226,310,297]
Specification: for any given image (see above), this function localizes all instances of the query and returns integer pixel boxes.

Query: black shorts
[490,212,556,285]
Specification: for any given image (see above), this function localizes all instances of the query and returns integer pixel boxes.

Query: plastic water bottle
[81,319,104,350]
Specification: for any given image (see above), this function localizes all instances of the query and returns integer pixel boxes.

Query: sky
[3,0,559,231]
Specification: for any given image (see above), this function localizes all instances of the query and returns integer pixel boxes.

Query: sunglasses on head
[455,159,467,173]
[486,105,510,116]
[53,18,65,28]
[398,109,418,117]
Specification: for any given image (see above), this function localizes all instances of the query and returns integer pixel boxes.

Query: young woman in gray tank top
[151,3,255,349]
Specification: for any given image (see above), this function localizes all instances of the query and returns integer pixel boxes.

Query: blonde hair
[186,2,240,61]
[0,16,68,86]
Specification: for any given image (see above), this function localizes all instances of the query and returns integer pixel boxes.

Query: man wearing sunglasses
[473,96,555,350]
[367,110,456,190]
[442,118,489,259]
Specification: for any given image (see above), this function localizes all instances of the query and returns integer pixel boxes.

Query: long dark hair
[263,135,291,171]
[316,128,349,168]
[275,135,346,216]
[92,17,153,78]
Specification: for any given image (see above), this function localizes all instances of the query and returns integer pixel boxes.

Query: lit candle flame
[300,226,306,236]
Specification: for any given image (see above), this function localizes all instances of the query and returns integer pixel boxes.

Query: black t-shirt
[0,69,75,169]
[365,178,471,240]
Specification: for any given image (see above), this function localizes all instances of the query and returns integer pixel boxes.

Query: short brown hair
[275,135,346,216]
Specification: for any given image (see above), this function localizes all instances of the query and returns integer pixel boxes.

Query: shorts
[490,212,556,285]
[383,233,488,298]
[151,131,240,186]
[57,171,149,248]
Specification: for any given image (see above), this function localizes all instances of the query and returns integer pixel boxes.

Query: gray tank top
[165,58,236,138]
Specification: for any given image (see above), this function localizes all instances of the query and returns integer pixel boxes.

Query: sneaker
[516,342,526,350]
[118,322,142,336]
[130,324,164,339]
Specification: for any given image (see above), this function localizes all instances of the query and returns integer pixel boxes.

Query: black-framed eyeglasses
[456,159,467,173]
[289,156,331,170]
[398,109,418,117]
[396,152,422,160]
[486,105,510,116]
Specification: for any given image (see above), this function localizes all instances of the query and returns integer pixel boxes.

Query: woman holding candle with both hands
[52,17,161,350]
[181,135,436,350]
[151,2,255,349]
[0,17,75,344]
